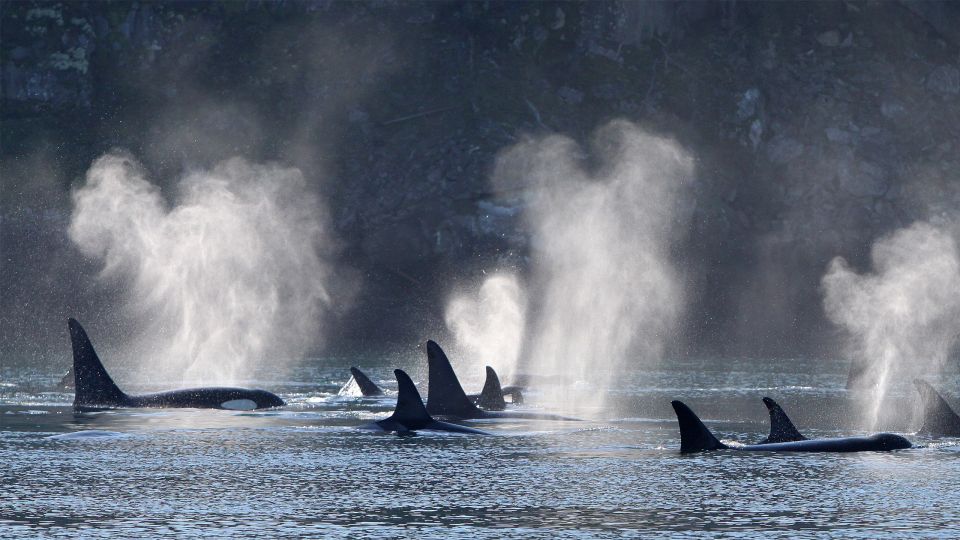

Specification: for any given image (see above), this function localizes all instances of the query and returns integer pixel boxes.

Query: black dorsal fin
[914,379,960,437]
[671,400,728,453]
[68,319,129,408]
[477,366,507,411]
[388,369,432,429]
[760,397,806,443]
[349,367,384,396]
[425,340,482,417]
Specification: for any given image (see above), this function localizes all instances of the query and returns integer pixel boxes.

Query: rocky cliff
[2,1,959,357]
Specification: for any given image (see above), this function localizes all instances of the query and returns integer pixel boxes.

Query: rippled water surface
[2,355,959,538]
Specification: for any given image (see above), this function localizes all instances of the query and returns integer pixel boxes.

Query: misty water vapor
[447,121,693,414]
[69,153,339,385]
[822,221,960,428]
[444,273,526,381]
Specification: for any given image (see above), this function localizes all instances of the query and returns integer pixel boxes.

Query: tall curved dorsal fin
[760,397,806,443]
[914,379,960,437]
[349,367,384,396]
[388,369,432,429]
[68,319,129,408]
[477,366,507,411]
[425,340,482,417]
[671,400,728,453]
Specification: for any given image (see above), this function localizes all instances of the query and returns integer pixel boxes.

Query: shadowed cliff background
[3,1,960,366]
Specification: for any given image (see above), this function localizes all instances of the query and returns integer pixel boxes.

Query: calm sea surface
[2,354,959,538]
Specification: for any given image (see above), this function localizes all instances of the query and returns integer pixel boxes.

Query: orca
[425,340,577,421]
[470,366,506,411]
[68,318,284,410]
[465,366,524,408]
[60,366,75,389]
[758,396,806,444]
[501,384,525,404]
[361,369,490,435]
[914,379,960,437]
[341,366,384,397]
[671,400,911,453]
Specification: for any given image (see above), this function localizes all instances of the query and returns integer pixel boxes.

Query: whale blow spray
[822,221,960,428]
[449,121,694,414]
[69,153,339,385]
[444,273,527,382]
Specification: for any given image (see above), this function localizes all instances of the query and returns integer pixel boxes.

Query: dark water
[2,356,959,538]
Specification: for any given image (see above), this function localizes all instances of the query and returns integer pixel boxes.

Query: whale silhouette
[360,369,490,435]
[671,400,911,453]
[758,396,807,444]
[68,318,284,410]
[913,379,960,437]
[425,340,578,422]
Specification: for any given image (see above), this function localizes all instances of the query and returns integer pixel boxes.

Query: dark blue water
[2,356,959,538]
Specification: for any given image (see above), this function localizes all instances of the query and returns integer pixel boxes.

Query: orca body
[470,366,525,406]
[758,397,806,444]
[469,366,506,411]
[671,400,911,453]
[69,319,284,410]
[914,379,960,437]
[466,366,524,407]
[501,385,525,404]
[361,369,490,435]
[425,341,577,421]
[344,367,384,396]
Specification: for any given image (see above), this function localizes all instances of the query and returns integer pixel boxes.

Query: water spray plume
[69,153,340,385]
[444,273,526,381]
[822,221,960,429]
[465,120,695,415]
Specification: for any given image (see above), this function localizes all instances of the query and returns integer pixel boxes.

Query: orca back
[477,366,507,411]
[671,400,728,453]
[69,319,129,408]
[760,397,806,443]
[349,367,384,396]
[386,369,433,429]
[425,341,483,418]
[744,433,911,452]
[914,379,960,437]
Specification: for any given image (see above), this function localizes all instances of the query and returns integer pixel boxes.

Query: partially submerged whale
[671,400,911,453]
[360,369,490,435]
[758,396,806,444]
[426,340,577,421]
[68,318,284,410]
[60,366,75,389]
[914,379,960,437]
[470,366,506,411]
[339,366,384,397]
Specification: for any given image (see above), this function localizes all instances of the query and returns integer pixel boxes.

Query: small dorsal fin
[388,369,432,429]
[60,365,75,389]
[425,340,482,417]
[477,366,507,411]
[670,400,728,453]
[760,397,806,443]
[914,379,960,437]
[68,319,129,408]
[349,367,384,396]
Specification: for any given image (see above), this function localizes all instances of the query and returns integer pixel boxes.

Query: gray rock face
[766,136,805,164]
[817,30,841,47]
[558,86,584,105]
[927,65,960,95]
[4,1,960,356]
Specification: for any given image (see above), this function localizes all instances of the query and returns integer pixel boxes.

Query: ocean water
[2,355,959,538]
